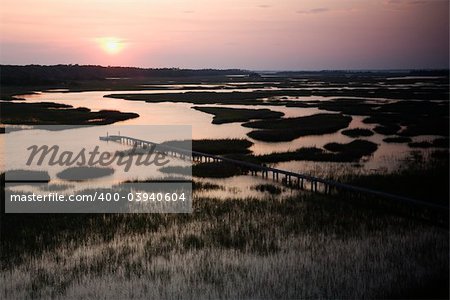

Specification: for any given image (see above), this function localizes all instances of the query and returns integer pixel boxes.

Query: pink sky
[0,0,448,70]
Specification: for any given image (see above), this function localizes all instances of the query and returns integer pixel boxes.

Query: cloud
[410,0,427,5]
[386,0,427,6]
[258,4,271,9]
[310,8,329,13]
[297,7,329,14]
[384,0,429,11]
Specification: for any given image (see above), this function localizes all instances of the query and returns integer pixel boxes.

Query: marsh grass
[243,113,352,142]
[0,151,448,299]
[250,140,378,163]
[343,150,449,207]
[251,184,282,195]
[56,167,115,181]
[4,169,50,183]
[317,98,378,115]
[1,191,447,298]
[324,139,378,157]
[162,139,253,155]
[1,72,450,298]
[408,138,449,149]
[159,166,191,176]
[105,90,314,105]
[341,128,374,137]
[433,138,450,148]
[255,147,329,163]
[1,102,139,125]
[39,184,74,192]
[192,106,284,124]
[383,136,412,143]
[373,124,401,135]
[192,181,224,191]
[192,162,245,178]
[364,106,449,137]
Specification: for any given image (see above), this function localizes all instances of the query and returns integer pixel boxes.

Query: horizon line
[1,63,449,73]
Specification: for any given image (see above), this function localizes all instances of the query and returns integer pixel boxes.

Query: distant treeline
[0,65,252,85]
[1,64,448,86]
[265,69,449,77]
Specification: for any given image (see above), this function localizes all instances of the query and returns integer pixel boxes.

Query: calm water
[3,125,191,197]
[1,87,431,198]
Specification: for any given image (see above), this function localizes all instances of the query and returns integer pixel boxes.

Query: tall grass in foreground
[343,150,449,207]
[0,150,448,298]
[1,192,448,299]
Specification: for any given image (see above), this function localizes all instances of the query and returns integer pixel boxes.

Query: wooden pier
[100,134,447,211]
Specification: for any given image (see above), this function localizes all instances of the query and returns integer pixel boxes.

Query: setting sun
[98,37,124,55]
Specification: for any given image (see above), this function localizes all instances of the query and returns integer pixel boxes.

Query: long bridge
[100,134,447,211]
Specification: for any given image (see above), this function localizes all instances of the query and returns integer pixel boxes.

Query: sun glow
[99,37,124,55]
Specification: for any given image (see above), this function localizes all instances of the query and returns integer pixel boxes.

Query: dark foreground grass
[0,187,447,298]
[243,113,352,142]
[1,102,139,126]
[344,151,449,207]
[192,106,284,124]
[383,136,412,143]
[408,141,435,148]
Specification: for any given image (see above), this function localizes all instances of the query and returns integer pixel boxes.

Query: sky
[0,0,448,70]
